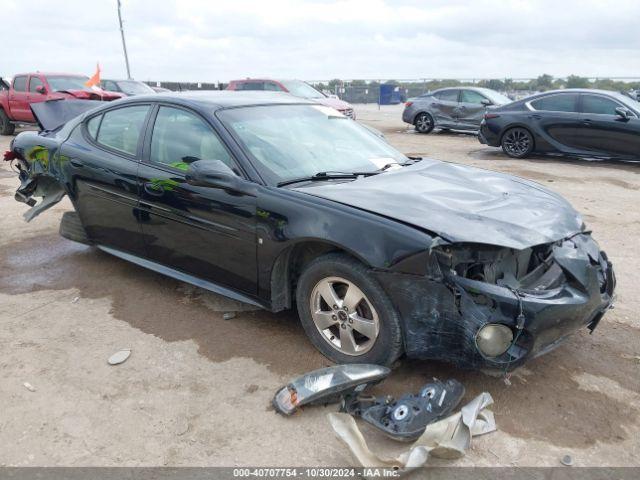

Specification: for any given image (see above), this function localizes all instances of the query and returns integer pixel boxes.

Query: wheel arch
[269,239,371,312]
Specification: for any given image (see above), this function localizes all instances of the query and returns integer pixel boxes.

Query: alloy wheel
[415,113,433,133]
[502,128,532,157]
[310,276,380,355]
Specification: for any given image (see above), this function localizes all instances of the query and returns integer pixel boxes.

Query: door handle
[582,119,592,126]
[69,159,83,167]
[143,182,165,196]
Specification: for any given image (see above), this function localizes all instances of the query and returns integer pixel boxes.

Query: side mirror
[35,85,47,94]
[615,107,631,120]
[481,99,492,106]
[185,160,244,192]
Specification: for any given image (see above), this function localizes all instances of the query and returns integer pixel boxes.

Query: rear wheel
[0,109,15,135]
[59,211,91,245]
[414,112,434,134]
[296,253,403,366]
[501,127,534,158]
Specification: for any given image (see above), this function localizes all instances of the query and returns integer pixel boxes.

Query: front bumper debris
[375,232,615,370]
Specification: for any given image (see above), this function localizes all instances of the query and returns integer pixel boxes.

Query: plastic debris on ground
[328,392,497,474]
[108,349,131,366]
[342,379,465,441]
[272,364,390,416]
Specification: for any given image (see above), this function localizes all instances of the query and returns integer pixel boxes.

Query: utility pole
[117,0,132,79]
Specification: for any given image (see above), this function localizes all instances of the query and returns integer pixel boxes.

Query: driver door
[136,104,258,295]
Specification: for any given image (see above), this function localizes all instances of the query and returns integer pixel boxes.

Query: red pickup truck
[0,72,123,134]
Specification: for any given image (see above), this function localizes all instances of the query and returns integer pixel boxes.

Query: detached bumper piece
[272,364,390,415]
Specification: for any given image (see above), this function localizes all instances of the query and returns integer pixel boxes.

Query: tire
[295,253,403,366]
[501,127,534,158]
[0,108,15,135]
[414,112,434,134]
[59,211,91,245]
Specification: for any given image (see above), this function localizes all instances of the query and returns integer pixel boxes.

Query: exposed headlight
[476,324,513,357]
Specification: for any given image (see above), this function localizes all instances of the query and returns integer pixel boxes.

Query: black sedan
[5,92,615,370]
[479,88,640,159]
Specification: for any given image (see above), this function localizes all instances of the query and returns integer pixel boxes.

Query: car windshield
[219,105,407,184]
[479,89,512,105]
[280,80,325,99]
[118,80,155,95]
[46,75,92,92]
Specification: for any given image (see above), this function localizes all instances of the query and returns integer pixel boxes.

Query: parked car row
[226,78,356,119]
[402,86,640,160]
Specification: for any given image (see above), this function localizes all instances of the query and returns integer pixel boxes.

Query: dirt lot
[1,104,639,467]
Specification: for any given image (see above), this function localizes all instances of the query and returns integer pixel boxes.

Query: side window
[29,77,44,93]
[103,81,118,92]
[264,82,282,91]
[150,106,235,172]
[460,90,487,104]
[13,76,27,92]
[434,90,459,102]
[582,95,621,115]
[95,105,149,155]
[239,82,265,91]
[86,115,102,139]
[530,94,578,113]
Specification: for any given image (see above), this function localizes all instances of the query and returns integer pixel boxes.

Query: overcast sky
[4,0,640,82]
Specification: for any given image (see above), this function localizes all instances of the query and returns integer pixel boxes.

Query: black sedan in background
[6,92,614,370]
[479,89,640,159]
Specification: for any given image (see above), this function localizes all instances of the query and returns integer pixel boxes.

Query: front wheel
[0,109,15,135]
[296,253,403,366]
[414,112,434,134]
[501,127,534,158]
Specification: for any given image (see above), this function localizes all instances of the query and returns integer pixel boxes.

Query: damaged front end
[376,233,615,370]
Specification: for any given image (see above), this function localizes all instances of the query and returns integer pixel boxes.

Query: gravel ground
[0,104,638,467]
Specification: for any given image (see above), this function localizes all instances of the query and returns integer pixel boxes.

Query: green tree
[565,75,591,88]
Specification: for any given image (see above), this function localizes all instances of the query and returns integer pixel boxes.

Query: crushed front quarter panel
[374,232,615,370]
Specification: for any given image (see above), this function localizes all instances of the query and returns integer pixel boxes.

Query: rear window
[13,76,27,91]
[530,94,578,112]
[434,90,459,102]
[93,105,150,155]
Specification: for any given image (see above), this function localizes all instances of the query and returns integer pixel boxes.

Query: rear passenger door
[136,104,258,294]
[527,93,582,149]
[62,103,152,256]
[430,89,460,126]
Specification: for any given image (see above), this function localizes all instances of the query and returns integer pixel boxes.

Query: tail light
[3,150,17,161]
[405,101,413,107]
[484,113,500,120]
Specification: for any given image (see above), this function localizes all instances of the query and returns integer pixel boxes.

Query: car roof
[13,72,87,77]
[114,90,314,109]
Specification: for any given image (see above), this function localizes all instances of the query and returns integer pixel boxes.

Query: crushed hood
[295,159,583,250]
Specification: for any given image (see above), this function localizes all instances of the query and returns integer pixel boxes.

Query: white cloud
[3,0,639,82]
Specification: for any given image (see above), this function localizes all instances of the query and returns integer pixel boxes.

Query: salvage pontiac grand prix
[5,91,615,369]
